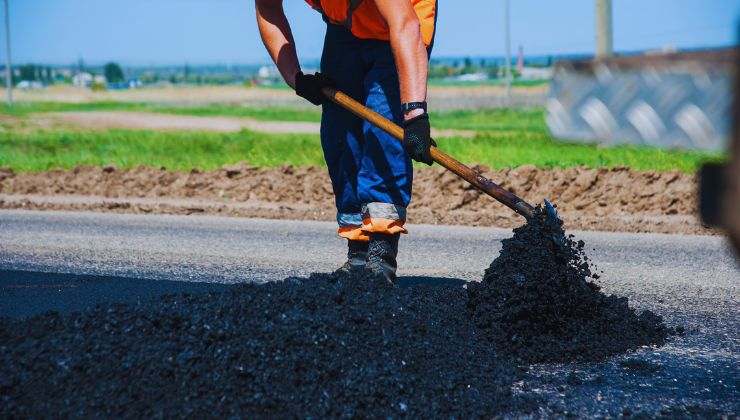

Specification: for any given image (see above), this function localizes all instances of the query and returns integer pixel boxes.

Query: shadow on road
[0,270,470,319]
[0,270,230,319]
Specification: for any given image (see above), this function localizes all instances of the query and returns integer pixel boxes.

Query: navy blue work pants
[320,24,412,240]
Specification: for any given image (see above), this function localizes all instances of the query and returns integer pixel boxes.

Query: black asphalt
[1,210,737,417]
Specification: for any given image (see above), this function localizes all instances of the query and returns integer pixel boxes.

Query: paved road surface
[1,209,735,284]
[1,210,737,415]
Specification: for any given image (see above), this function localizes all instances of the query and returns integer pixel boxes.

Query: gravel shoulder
[0,164,714,235]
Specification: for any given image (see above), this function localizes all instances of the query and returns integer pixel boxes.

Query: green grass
[0,127,720,173]
[0,101,144,116]
[0,101,561,134]
[432,108,546,132]
[0,101,545,131]
[0,101,722,173]
[438,134,719,172]
[428,79,549,88]
[159,104,320,122]
[0,101,323,123]
[0,129,325,172]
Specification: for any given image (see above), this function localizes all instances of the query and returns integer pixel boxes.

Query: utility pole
[595,0,613,58]
[3,0,11,105]
[504,0,511,102]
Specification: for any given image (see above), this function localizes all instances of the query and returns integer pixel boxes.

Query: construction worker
[255,0,437,282]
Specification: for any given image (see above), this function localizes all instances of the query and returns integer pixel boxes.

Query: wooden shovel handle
[321,87,535,219]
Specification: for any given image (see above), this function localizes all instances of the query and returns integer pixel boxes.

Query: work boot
[365,233,400,283]
[333,240,368,275]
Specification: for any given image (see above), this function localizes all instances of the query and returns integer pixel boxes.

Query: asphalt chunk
[467,206,669,363]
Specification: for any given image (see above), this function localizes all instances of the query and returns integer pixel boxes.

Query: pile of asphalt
[1,208,671,416]
[0,273,533,418]
[467,207,669,363]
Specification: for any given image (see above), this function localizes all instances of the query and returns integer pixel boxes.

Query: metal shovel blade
[543,198,566,247]
[544,199,559,223]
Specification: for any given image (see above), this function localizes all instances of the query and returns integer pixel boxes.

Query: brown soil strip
[0,164,713,235]
[34,111,475,138]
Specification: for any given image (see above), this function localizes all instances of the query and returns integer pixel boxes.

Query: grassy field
[0,102,322,123]
[428,79,549,88]
[0,101,598,132]
[0,129,324,171]
[0,101,722,173]
[0,102,548,131]
[0,127,719,173]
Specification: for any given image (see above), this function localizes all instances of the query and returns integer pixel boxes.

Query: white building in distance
[72,72,93,87]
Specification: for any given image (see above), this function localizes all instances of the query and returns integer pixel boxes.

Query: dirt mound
[413,165,699,228]
[0,164,707,234]
[0,273,531,418]
[467,208,669,363]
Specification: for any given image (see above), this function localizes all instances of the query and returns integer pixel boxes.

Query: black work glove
[294,71,334,106]
[403,113,436,165]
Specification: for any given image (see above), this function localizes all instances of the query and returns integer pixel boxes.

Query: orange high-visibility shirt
[305,0,437,47]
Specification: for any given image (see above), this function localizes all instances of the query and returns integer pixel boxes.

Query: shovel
[321,87,559,223]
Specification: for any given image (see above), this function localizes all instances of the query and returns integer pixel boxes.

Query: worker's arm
[373,0,429,121]
[374,0,435,165]
[255,0,331,104]
[255,0,300,87]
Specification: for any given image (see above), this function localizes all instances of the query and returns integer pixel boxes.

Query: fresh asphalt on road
[1,209,737,415]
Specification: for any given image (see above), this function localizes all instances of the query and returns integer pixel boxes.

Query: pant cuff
[336,212,369,241]
[361,202,408,235]
[337,226,370,241]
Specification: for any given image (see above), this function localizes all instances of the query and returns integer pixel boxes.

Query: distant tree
[104,62,125,83]
[487,63,500,79]
[462,57,475,74]
[19,64,37,81]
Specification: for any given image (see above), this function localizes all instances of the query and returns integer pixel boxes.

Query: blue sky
[9,0,739,65]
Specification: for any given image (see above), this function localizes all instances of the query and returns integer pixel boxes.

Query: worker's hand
[294,71,334,106]
[403,113,436,165]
